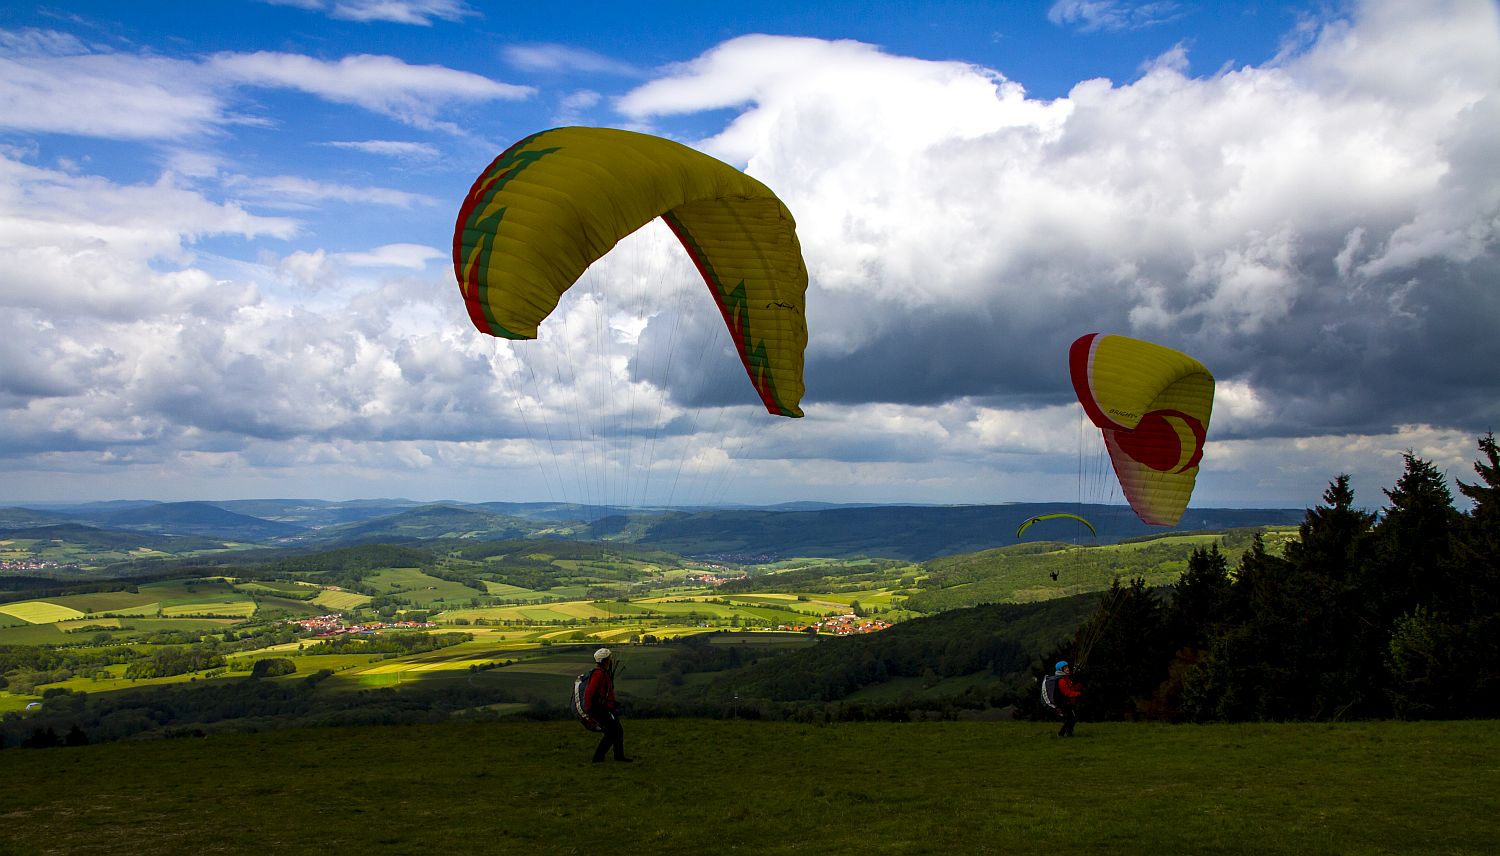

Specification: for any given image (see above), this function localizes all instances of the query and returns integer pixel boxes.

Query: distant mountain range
[0,498,1305,562]
[625,502,1305,561]
[0,522,231,552]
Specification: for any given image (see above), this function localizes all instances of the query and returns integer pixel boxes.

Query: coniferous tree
[1387,435,1500,717]
[1147,545,1232,720]
[1282,475,1380,717]
[1375,453,1463,717]
[1181,534,1308,720]
[1071,577,1168,720]
[1454,434,1500,626]
[1374,452,1461,618]
[1168,544,1232,651]
[1452,434,1500,715]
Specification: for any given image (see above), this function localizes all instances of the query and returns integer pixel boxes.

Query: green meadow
[0,719,1493,855]
[358,567,481,607]
[909,527,1299,611]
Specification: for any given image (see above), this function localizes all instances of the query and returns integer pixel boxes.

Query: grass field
[159,601,258,618]
[312,589,371,611]
[0,719,1493,855]
[44,590,159,614]
[0,622,68,644]
[362,567,482,607]
[0,600,87,624]
[234,580,318,599]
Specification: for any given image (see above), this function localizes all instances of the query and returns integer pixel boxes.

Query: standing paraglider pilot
[587,648,632,763]
[1052,660,1083,737]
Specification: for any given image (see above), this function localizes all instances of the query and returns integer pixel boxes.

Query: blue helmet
[1055,660,1069,672]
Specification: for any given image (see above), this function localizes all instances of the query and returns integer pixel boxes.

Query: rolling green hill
[0,522,231,553]
[304,504,549,543]
[99,501,305,540]
[0,507,76,528]
[907,527,1298,612]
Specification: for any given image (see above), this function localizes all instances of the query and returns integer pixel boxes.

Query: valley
[0,498,1298,737]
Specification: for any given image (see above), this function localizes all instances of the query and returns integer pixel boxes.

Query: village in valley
[290,615,437,637]
[0,558,68,572]
[779,613,893,636]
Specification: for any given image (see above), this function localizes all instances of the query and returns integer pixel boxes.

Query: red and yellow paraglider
[1069,333,1215,526]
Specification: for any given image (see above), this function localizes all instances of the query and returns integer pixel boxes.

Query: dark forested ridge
[631,503,1304,561]
[0,523,229,553]
[94,502,306,540]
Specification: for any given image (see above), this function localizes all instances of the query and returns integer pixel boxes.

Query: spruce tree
[1283,475,1380,717]
[1220,535,1302,719]
[1375,452,1460,617]
[1377,452,1463,717]
[1169,544,1231,651]
[1426,434,1500,716]
[1454,434,1500,623]
[1070,577,1168,720]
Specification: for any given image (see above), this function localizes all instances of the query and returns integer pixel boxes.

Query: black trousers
[593,712,625,761]
[1058,705,1077,737]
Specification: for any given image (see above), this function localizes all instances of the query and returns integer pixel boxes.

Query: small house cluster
[686,571,748,586]
[778,613,892,635]
[0,558,64,571]
[289,614,435,636]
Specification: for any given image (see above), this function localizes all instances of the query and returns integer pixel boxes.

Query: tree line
[1057,435,1500,722]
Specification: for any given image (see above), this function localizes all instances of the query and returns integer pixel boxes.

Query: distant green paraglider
[1015,512,1098,541]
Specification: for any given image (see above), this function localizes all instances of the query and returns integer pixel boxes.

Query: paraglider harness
[572,667,601,732]
[1040,673,1063,713]
[1041,666,1079,716]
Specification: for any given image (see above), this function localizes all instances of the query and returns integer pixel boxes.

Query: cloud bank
[2,0,1498,509]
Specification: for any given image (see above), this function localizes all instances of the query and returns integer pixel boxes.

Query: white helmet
[594,648,612,663]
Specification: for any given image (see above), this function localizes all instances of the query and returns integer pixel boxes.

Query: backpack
[1040,674,1061,711]
[572,667,601,732]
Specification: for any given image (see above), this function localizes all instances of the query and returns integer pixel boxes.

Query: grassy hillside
[0,719,1493,855]
[908,527,1299,612]
[675,597,1097,708]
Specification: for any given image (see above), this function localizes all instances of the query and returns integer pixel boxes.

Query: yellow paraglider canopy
[1016,512,1098,540]
[453,126,808,417]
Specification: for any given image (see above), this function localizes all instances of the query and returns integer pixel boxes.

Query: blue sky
[2,0,1498,512]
